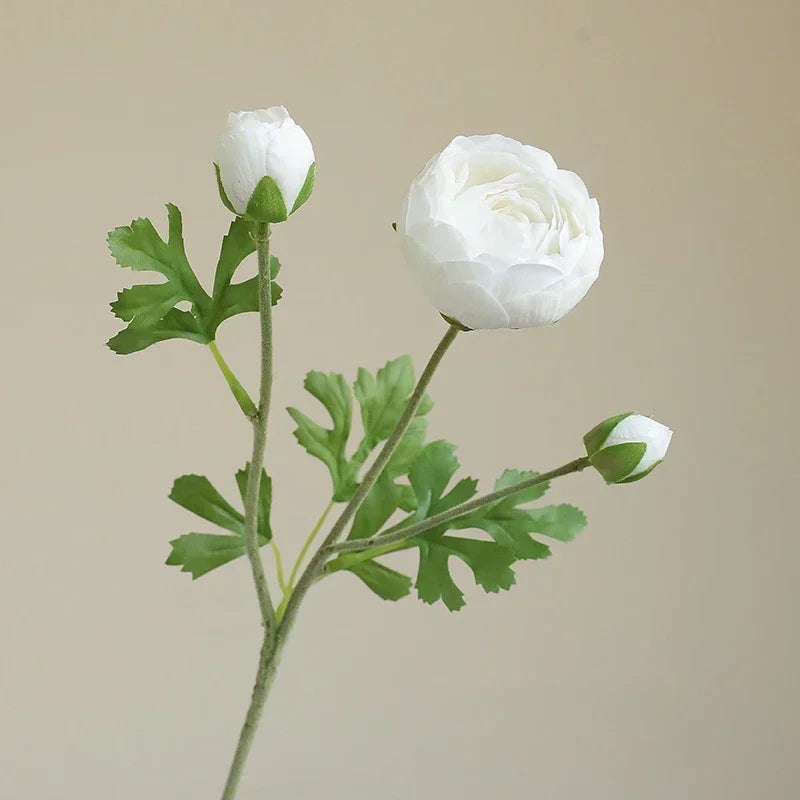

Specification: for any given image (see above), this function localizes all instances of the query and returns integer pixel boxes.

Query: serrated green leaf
[346,560,412,601]
[107,204,211,353]
[354,356,417,444]
[166,533,247,579]
[524,504,587,542]
[169,475,244,533]
[415,540,467,611]
[234,463,272,543]
[167,466,273,579]
[107,308,208,354]
[207,217,282,336]
[212,216,256,298]
[287,371,354,500]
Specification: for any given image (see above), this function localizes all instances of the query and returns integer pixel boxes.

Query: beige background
[1,0,798,797]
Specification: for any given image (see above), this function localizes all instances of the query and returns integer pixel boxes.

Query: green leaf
[524,504,587,542]
[448,469,552,559]
[107,204,211,353]
[287,371,354,500]
[107,308,207,355]
[166,533,247,579]
[167,467,273,579]
[347,417,429,541]
[346,560,412,601]
[288,356,433,510]
[107,208,285,355]
[169,475,244,533]
[234,464,273,543]
[408,441,478,523]
[354,356,431,445]
[207,217,282,337]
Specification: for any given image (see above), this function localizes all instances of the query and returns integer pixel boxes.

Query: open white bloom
[584,412,673,484]
[398,135,603,329]
[214,107,315,223]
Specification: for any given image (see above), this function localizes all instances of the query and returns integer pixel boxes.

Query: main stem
[219,323,459,800]
[220,221,277,800]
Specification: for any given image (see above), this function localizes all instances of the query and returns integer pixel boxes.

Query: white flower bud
[214,107,315,223]
[584,412,672,484]
[397,134,603,330]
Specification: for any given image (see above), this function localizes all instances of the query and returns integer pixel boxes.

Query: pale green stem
[325,456,592,560]
[208,340,257,419]
[220,221,277,800]
[270,541,287,594]
[276,499,336,620]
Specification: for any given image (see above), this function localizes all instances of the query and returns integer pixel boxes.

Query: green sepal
[440,314,473,332]
[583,412,635,457]
[214,163,237,215]
[617,459,663,484]
[245,176,288,223]
[589,442,647,484]
[290,163,315,214]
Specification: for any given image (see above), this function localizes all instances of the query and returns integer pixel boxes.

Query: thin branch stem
[278,500,335,600]
[208,340,257,419]
[220,221,277,800]
[326,456,592,557]
[270,541,287,594]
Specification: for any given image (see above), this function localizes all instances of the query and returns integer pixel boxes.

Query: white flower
[214,107,315,223]
[397,134,603,330]
[584,412,673,483]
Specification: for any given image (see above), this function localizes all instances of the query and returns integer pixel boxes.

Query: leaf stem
[270,541,287,593]
[220,221,277,800]
[208,340,257,419]
[277,499,336,619]
[326,456,591,557]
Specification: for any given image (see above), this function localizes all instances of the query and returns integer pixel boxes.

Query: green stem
[270,541,287,593]
[274,324,460,655]
[326,456,591,558]
[278,500,335,592]
[208,341,257,419]
[220,221,277,800]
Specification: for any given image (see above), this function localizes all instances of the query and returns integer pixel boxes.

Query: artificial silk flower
[397,134,603,330]
[214,107,315,223]
[584,412,672,484]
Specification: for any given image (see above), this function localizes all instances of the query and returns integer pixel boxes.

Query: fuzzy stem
[220,221,278,800]
[326,457,592,557]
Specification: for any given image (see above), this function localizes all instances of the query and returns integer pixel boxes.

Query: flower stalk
[325,456,591,559]
[220,221,278,800]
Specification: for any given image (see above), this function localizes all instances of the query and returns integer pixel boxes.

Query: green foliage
[294,357,590,611]
[166,465,272,579]
[107,208,282,354]
[347,560,412,601]
[287,356,432,503]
